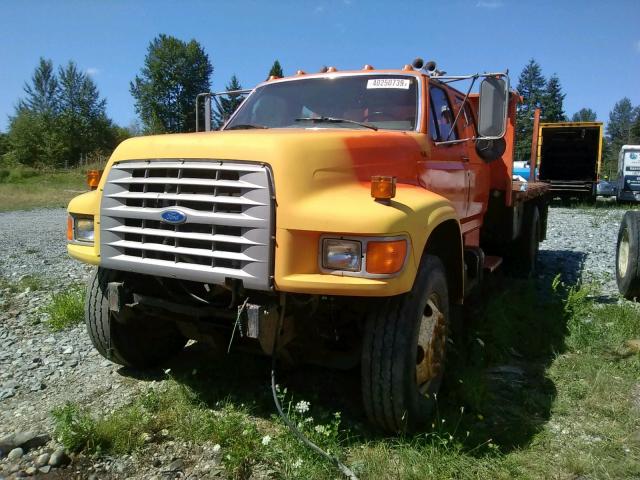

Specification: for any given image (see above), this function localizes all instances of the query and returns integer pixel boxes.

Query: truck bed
[538,123,602,190]
[512,181,549,202]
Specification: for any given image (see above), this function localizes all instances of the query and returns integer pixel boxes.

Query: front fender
[274,183,460,296]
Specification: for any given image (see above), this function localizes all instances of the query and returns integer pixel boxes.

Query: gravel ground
[538,204,624,295]
[0,205,629,479]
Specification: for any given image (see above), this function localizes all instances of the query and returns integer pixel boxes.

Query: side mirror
[477,76,509,139]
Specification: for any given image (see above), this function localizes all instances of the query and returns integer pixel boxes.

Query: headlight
[68,215,94,243]
[322,239,362,271]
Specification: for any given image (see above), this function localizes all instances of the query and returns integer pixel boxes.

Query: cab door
[418,84,470,220]
[455,95,490,220]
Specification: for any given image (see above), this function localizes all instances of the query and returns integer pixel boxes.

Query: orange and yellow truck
[66,59,548,432]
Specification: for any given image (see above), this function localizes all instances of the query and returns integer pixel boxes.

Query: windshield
[224,74,419,131]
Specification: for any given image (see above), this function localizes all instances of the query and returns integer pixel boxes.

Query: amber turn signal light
[87,169,103,190]
[371,176,396,201]
[66,215,74,241]
[366,240,407,274]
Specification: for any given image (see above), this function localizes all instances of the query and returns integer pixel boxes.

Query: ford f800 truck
[66,59,548,433]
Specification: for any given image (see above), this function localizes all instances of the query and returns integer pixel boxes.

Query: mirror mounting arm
[434,136,475,146]
[444,74,479,142]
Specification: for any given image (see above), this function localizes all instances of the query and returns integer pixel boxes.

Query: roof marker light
[371,176,396,203]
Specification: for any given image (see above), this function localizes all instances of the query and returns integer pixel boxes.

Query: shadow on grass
[116,249,588,456]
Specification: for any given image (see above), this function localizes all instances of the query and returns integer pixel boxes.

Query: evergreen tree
[571,108,597,122]
[630,109,640,144]
[6,59,118,168]
[214,75,245,128]
[541,74,566,122]
[268,60,284,79]
[130,34,213,134]
[605,98,638,176]
[18,57,59,115]
[515,59,546,160]
[607,98,636,144]
[0,132,8,158]
[57,61,114,165]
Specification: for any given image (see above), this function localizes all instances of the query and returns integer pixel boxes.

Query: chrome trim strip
[106,225,262,245]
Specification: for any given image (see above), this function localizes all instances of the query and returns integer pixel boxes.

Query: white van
[617,145,640,202]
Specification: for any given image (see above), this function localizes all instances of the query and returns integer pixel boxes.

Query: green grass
[51,276,640,479]
[0,167,86,212]
[44,284,85,331]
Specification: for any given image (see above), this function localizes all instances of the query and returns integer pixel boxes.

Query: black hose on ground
[270,295,359,480]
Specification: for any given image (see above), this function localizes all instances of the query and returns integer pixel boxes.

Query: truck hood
[107,129,428,231]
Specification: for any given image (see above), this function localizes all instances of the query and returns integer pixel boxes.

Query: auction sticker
[367,78,411,89]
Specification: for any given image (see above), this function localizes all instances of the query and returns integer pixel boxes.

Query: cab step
[483,255,503,273]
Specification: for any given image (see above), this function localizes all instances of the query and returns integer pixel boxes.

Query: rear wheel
[85,268,187,367]
[361,255,449,433]
[616,212,640,300]
[509,205,540,278]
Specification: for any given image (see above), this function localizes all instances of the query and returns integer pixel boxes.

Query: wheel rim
[416,295,446,395]
[619,229,630,278]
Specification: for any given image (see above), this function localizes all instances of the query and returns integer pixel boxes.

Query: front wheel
[361,255,449,433]
[85,268,187,367]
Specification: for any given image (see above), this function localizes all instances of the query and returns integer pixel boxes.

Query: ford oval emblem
[161,209,187,224]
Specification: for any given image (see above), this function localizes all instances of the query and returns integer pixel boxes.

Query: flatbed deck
[512,181,549,202]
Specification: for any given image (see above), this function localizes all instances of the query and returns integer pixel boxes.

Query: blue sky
[1,0,639,131]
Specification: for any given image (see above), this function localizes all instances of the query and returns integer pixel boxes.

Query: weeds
[45,285,85,331]
[49,276,640,479]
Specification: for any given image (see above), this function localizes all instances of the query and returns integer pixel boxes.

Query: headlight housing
[320,235,409,277]
[67,215,94,243]
[321,238,362,272]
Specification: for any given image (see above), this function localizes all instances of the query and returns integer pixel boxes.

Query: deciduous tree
[130,34,213,133]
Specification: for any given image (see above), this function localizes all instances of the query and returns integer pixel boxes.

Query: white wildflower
[314,425,326,434]
[292,458,303,468]
[295,400,310,414]
[261,435,272,446]
[212,444,221,453]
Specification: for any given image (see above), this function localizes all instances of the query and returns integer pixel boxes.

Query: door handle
[462,156,469,162]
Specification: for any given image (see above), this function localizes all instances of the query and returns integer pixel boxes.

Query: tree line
[2,41,639,174]
[515,58,640,177]
[0,34,284,169]
[1,58,126,169]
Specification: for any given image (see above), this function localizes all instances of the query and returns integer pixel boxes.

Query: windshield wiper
[295,117,378,131]
[225,124,269,130]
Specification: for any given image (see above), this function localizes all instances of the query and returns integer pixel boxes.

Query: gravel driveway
[0,205,628,478]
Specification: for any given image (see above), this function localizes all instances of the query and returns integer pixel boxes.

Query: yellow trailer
[536,121,603,202]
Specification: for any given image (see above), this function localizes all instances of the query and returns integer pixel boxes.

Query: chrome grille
[100,160,274,291]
